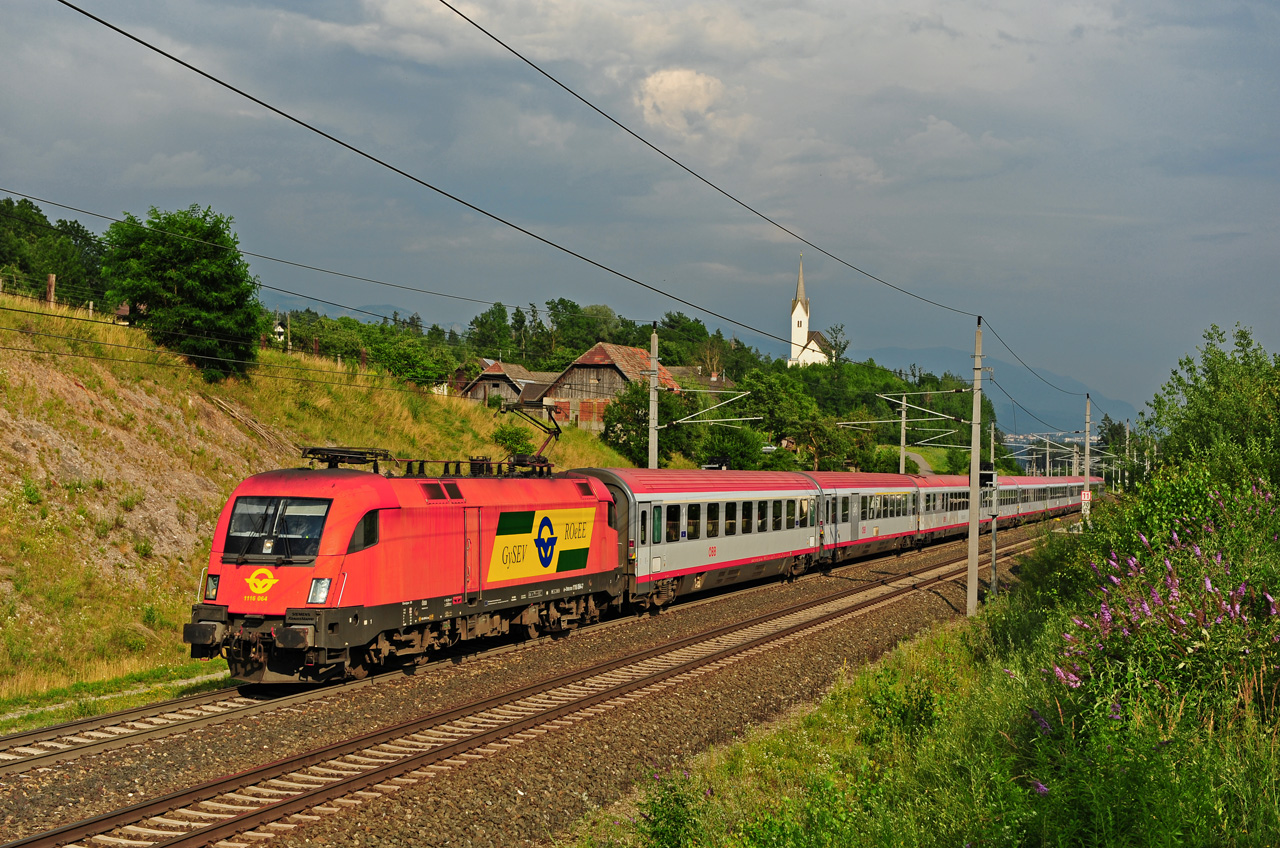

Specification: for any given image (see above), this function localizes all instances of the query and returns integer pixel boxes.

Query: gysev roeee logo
[489,507,595,581]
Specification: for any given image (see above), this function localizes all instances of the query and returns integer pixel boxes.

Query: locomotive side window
[757,500,768,533]
[640,510,647,545]
[666,505,681,543]
[772,500,783,531]
[347,510,379,554]
[742,501,753,534]
[725,502,737,536]
[707,503,720,538]
[421,482,446,500]
[841,496,850,523]
[442,481,463,500]
[608,501,616,529]
[687,504,702,541]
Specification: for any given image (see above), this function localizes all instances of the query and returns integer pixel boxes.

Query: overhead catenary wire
[1,191,952,386]
[40,5,1114,411]
[432,0,1106,403]
[48,1,803,354]
[432,0,977,321]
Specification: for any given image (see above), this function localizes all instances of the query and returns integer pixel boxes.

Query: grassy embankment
[571,466,1280,846]
[0,294,627,729]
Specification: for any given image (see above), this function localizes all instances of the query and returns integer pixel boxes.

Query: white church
[787,257,831,367]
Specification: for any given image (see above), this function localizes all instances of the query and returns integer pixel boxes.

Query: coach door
[463,507,482,607]
[638,500,662,579]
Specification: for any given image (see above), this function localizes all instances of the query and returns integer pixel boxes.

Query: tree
[468,302,511,357]
[823,323,851,364]
[1144,324,1280,486]
[102,205,263,381]
[601,381,701,467]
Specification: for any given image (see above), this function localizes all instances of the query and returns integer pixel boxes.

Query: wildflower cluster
[1049,481,1280,718]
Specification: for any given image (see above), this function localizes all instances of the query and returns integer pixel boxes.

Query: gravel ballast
[0,528,1039,843]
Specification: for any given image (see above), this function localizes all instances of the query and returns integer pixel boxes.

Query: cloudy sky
[3,0,1277,424]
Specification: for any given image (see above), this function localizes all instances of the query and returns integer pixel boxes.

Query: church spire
[791,255,809,316]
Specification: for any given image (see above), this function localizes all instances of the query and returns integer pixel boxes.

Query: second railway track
[0,530,1038,779]
[3,540,1036,848]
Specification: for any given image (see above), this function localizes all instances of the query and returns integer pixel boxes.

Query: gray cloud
[0,0,1276,418]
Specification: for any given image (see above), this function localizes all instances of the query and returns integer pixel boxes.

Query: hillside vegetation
[0,293,627,702]
[573,325,1280,847]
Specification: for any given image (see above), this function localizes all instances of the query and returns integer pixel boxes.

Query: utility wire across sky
[50,0,1098,409]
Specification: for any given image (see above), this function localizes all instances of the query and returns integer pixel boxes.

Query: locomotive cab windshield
[223,496,333,563]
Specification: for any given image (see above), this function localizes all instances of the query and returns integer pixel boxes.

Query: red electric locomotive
[184,448,625,683]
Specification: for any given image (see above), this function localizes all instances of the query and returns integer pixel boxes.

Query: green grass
[569,476,1280,847]
[0,659,230,735]
[0,294,629,708]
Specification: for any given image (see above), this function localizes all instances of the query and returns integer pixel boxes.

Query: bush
[492,422,536,457]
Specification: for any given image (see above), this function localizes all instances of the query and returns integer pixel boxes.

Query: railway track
[0,529,1038,779]
[3,539,1036,848]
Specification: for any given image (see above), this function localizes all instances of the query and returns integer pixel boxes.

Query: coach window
[707,503,720,538]
[785,499,796,530]
[640,510,647,545]
[757,500,769,533]
[741,501,753,534]
[687,504,702,540]
[725,502,737,536]
[841,496,850,523]
[347,510,379,554]
[772,500,784,531]
[666,505,682,543]
[653,508,663,546]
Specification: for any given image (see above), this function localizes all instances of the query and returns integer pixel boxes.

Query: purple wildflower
[1110,702,1122,720]
[1172,530,1180,546]
[1109,574,1122,586]
[1032,781,1050,796]
[1205,576,1214,593]
[1030,708,1052,734]
[1265,592,1276,616]
[1063,632,1076,643]
[1194,544,1203,559]
[1140,599,1151,617]
[1151,586,1163,607]
[1139,532,1150,550]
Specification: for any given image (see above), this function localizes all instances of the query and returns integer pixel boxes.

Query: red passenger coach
[185,453,623,683]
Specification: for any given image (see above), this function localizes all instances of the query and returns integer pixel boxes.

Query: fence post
[46,274,56,303]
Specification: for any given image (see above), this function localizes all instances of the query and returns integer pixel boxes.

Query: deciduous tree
[102,204,263,382]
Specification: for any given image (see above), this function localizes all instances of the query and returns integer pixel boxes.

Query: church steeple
[791,255,809,316]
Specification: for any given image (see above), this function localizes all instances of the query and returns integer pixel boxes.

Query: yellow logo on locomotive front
[488,507,596,582]
[245,568,279,595]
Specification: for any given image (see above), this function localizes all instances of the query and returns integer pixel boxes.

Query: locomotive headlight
[307,578,332,605]
[203,574,220,600]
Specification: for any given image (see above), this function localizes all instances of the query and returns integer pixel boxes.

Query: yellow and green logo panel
[488,507,595,582]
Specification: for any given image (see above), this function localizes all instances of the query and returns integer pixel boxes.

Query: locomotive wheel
[520,622,540,640]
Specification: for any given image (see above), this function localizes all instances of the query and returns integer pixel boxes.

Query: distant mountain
[848,346,1140,436]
